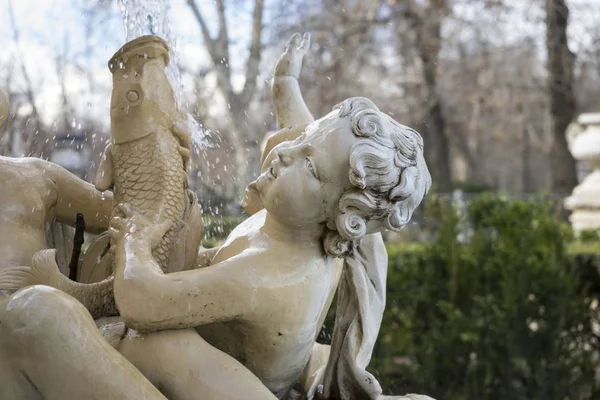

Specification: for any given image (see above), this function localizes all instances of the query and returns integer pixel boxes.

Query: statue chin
[241,180,265,215]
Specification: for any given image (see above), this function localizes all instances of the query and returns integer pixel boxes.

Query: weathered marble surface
[0,33,434,400]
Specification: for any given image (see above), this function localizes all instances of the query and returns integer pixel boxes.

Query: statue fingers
[147,218,172,248]
[116,203,134,218]
[109,215,125,232]
[157,218,172,236]
[287,32,302,50]
[299,32,311,54]
[152,204,172,232]
[108,226,122,244]
[0,267,35,292]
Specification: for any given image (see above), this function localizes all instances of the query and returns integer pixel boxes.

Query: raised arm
[111,205,251,332]
[272,32,314,130]
[242,33,314,215]
[40,158,113,233]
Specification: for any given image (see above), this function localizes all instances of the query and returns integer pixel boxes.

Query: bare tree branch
[187,0,214,50]
[546,0,578,193]
[241,0,264,106]
[186,0,267,190]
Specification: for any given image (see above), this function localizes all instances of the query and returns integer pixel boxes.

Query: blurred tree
[546,0,578,194]
[393,0,453,192]
[187,0,265,191]
[6,0,48,158]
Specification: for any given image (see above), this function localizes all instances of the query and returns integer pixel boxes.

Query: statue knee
[2,285,78,342]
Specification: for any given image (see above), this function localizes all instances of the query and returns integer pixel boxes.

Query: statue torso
[196,210,343,395]
[0,157,55,271]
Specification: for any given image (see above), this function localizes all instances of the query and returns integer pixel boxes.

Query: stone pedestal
[565,113,600,234]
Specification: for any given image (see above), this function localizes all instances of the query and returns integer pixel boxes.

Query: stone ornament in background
[565,113,600,234]
[0,33,434,400]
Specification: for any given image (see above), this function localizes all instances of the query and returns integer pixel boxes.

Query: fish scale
[111,128,187,272]
[0,126,193,320]
[0,36,196,320]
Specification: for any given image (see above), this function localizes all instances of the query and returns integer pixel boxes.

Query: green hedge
[201,215,245,248]
[370,194,600,399]
[201,197,600,399]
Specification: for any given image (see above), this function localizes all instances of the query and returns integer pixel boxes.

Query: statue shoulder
[0,156,56,192]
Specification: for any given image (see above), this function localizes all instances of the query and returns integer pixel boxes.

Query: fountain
[0,8,434,400]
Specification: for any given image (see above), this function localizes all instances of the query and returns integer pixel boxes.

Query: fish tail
[0,249,62,292]
[0,249,118,319]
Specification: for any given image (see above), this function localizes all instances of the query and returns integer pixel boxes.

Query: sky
[0,0,264,126]
[0,0,598,127]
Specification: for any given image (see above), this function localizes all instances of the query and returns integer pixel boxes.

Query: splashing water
[118,0,181,105]
[117,0,209,150]
[184,113,211,151]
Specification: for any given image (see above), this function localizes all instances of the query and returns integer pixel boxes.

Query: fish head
[108,35,178,144]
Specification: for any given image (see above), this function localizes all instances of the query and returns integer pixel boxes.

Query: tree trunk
[401,0,453,193]
[187,0,265,196]
[546,0,578,194]
[418,9,452,192]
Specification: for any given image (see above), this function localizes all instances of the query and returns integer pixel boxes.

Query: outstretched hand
[109,203,171,249]
[274,32,311,79]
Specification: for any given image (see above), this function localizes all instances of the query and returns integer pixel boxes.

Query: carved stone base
[565,170,600,233]
[565,113,600,234]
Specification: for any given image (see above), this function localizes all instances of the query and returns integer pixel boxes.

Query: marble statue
[565,113,600,234]
[0,32,433,400]
[0,36,204,320]
[97,35,198,275]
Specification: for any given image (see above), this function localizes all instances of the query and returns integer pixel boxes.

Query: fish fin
[0,249,62,292]
[95,143,114,191]
[178,146,191,172]
[172,120,192,150]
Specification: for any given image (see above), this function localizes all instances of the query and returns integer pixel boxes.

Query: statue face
[256,110,356,230]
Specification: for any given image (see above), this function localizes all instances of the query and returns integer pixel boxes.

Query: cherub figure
[0,33,432,400]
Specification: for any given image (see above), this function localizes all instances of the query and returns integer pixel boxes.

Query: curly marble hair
[323,97,431,257]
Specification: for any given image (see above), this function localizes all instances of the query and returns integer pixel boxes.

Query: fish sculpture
[97,35,191,274]
[0,36,201,319]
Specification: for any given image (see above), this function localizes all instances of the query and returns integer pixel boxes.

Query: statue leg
[118,328,278,400]
[0,285,166,400]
